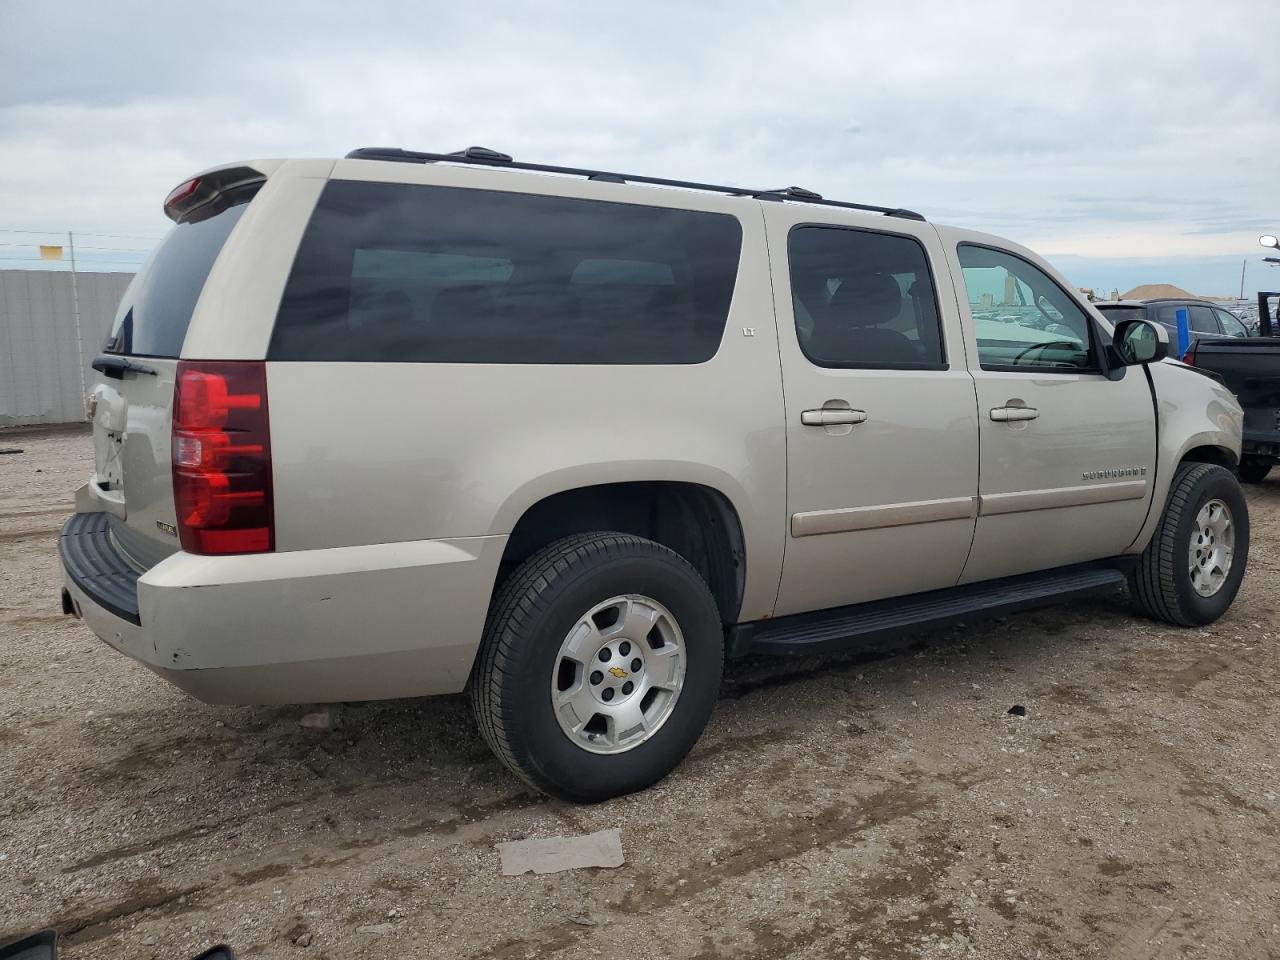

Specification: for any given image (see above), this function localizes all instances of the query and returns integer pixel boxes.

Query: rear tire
[469,532,723,802]
[1239,458,1273,484]
[1128,463,1249,626]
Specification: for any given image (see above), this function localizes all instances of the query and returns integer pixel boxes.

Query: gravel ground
[1,426,1277,959]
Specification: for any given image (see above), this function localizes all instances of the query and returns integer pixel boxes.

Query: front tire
[470,532,723,802]
[1129,463,1249,626]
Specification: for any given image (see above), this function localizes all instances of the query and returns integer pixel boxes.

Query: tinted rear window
[1096,305,1145,325]
[105,200,250,358]
[269,181,743,364]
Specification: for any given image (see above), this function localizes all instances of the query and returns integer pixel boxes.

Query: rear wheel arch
[493,481,747,626]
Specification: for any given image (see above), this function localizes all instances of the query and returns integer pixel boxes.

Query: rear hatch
[88,168,264,569]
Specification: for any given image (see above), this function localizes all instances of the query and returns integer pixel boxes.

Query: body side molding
[979,480,1147,517]
[791,496,977,538]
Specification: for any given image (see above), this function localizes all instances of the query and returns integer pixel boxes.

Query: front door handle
[990,406,1039,422]
[801,408,868,427]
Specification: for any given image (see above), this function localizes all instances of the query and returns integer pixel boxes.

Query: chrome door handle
[990,406,1039,422]
[801,408,868,427]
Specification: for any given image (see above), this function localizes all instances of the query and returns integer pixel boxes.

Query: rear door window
[1156,304,1218,334]
[269,181,743,364]
[786,226,945,369]
[105,200,251,357]
[1188,305,1220,334]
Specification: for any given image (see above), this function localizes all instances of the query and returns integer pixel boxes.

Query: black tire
[1129,463,1249,626]
[469,532,723,802]
[1238,458,1273,484]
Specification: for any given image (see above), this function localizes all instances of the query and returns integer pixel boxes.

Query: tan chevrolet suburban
[60,146,1248,801]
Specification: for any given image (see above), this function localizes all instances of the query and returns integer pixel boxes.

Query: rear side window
[787,226,945,369]
[105,200,251,357]
[1156,304,1218,334]
[269,181,743,364]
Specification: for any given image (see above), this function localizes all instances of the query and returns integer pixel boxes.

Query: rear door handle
[801,408,868,427]
[990,406,1039,422]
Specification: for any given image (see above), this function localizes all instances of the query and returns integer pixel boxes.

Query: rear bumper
[59,511,507,704]
[59,512,141,624]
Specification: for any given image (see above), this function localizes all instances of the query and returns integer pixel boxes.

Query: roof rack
[343,146,926,222]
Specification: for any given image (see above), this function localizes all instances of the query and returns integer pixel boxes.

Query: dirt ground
[1,426,1277,960]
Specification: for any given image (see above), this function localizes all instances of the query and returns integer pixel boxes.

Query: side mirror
[1260,235,1278,249]
[1112,318,1169,365]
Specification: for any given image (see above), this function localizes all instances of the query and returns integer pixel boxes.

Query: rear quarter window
[269,181,744,364]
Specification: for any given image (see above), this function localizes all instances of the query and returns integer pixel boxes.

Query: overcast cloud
[1,0,1277,295]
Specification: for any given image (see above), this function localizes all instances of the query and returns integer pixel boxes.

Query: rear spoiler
[163,165,266,224]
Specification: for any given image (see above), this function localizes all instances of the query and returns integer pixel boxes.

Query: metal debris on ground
[498,828,625,876]
[298,709,340,730]
[0,448,23,455]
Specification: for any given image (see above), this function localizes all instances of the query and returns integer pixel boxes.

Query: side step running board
[728,562,1131,658]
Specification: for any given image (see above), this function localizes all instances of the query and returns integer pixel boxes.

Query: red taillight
[172,361,273,555]
[163,178,201,219]
[1182,341,1197,365]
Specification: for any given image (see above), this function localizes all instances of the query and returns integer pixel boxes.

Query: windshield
[104,198,251,358]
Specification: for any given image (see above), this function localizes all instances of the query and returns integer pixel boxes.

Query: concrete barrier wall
[0,270,134,427]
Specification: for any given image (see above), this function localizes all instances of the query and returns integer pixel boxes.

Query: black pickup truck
[1184,293,1280,483]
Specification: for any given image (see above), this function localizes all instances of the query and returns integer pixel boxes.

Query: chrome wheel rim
[1189,498,1234,598]
[551,594,686,755]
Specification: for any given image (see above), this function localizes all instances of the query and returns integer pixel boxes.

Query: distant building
[1002,274,1018,306]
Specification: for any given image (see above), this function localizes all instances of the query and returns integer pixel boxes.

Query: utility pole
[68,231,86,417]
[1240,258,1247,300]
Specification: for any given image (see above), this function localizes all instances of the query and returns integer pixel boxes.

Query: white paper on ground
[498,828,625,876]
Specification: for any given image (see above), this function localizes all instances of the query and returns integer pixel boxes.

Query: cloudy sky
[2,0,1278,296]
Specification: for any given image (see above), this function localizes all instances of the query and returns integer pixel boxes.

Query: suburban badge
[1082,467,1147,481]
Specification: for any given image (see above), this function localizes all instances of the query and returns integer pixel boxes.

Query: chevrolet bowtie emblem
[608,666,628,679]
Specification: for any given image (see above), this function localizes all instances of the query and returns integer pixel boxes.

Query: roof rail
[343,146,926,221]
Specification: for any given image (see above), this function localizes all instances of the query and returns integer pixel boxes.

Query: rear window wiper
[91,355,158,379]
